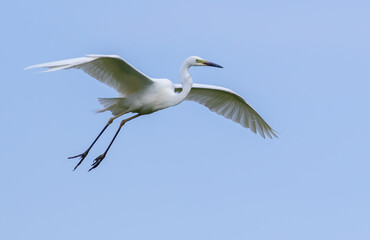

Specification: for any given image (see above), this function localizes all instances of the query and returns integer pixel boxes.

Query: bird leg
[88,113,141,172]
[68,111,129,170]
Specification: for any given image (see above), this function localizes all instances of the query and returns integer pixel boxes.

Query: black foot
[68,150,89,171]
[88,153,106,172]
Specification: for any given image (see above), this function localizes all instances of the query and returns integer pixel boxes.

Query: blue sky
[1,0,370,239]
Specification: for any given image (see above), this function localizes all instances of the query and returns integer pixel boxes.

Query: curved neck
[173,61,193,104]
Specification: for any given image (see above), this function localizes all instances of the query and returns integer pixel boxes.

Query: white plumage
[26,54,277,171]
[174,84,277,139]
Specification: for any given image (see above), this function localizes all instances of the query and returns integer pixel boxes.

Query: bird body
[26,54,277,171]
[131,78,183,114]
[100,78,177,115]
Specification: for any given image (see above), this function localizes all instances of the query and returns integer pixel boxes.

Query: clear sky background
[1,0,370,239]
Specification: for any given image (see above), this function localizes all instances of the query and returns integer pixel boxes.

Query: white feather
[25,55,153,96]
[175,83,278,139]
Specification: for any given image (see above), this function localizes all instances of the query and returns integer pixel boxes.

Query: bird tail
[97,98,129,116]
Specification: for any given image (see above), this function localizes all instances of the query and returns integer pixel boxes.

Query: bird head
[186,56,223,68]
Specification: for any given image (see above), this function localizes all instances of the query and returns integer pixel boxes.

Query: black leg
[88,114,141,171]
[68,121,112,170]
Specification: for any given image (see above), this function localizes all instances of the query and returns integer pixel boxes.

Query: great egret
[26,55,277,171]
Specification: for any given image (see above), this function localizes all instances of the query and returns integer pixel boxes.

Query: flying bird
[26,55,277,171]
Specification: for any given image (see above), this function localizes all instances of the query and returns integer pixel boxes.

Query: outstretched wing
[25,54,153,95]
[175,83,278,139]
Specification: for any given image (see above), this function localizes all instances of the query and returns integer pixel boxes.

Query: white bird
[26,54,277,171]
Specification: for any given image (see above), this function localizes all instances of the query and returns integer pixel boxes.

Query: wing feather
[25,54,153,95]
[175,83,277,139]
